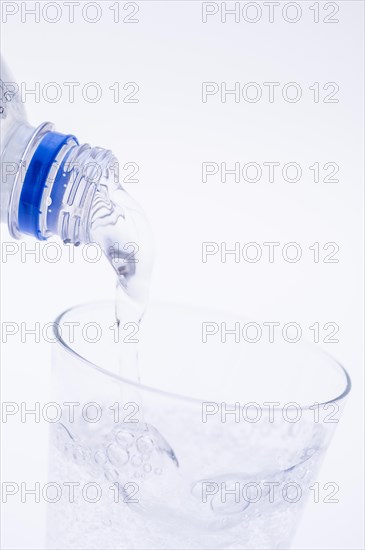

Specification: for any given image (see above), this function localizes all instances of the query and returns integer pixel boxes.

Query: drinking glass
[47,301,351,550]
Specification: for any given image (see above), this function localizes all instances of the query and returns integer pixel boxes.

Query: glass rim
[53,300,352,410]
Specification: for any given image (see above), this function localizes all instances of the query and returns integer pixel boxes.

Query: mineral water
[87,162,153,387]
[47,401,325,549]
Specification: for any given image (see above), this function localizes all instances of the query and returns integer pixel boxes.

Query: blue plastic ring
[18,131,78,239]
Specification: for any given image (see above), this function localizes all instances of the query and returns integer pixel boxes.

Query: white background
[1,1,364,549]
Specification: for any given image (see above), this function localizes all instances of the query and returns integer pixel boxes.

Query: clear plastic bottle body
[0,57,38,229]
[0,57,29,147]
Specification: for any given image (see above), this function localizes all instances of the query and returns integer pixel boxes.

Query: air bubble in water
[115,430,135,449]
[107,444,130,468]
[136,436,154,455]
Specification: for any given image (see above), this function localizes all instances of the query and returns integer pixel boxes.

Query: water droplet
[136,436,154,454]
[115,430,135,449]
[107,444,129,467]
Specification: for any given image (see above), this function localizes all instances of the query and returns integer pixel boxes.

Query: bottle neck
[10,128,117,244]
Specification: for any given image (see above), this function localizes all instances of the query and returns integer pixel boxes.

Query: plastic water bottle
[0,57,118,245]
[1,58,154,384]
